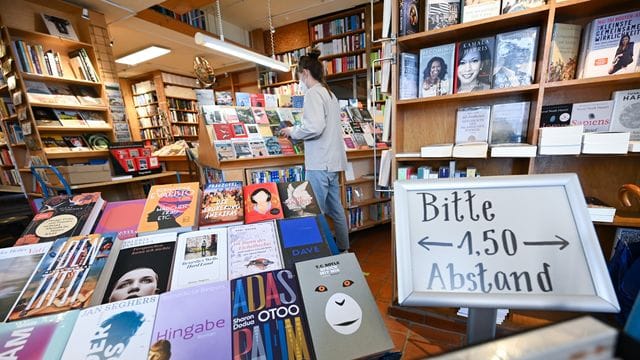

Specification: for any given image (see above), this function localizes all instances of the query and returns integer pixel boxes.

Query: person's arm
[289,90,326,140]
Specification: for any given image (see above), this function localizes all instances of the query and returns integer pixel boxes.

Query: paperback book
[462,0,500,23]
[100,233,177,304]
[540,103,573,127]
[570,100,614,132]
[16,192,104,246]
[171,229,228,290]
[455,36,495,93]
[231,269,313,359]
[232,139,253,159]
[399,52,419,99]
[200,181,244,228]
[426,0,460,31]
[455,106,491,143]
[243,182,284,224]
[61,295,159,360]
[227,222,283,279]
[94,199,146,240]
[7,234,116,321]
[419,43,455,97]
[137,182,201,235]
[276,181,321,218]
[277,217,331,269]
[489,101,530,144]
[152,282,231,359]
[548,23,582,82]
[295,253,393,360]
[610,89,640,140]
[492,27,539,88]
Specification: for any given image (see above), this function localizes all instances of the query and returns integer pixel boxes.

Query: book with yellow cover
[137,182,201,235]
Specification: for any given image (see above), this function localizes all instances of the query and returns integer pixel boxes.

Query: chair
[30,165,72,198]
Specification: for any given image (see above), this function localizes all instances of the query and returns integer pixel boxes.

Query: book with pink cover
[94,199,146,240]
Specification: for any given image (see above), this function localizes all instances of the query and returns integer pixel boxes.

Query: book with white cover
[570,100,614,132]
[489,102,530,144]
[452,141,488,158]
[455,106,491,143]
[490,143,537,157]
[170,228,228,290]
[421,143,453,157]
[538,125,584,146]
[227,221,283,280]
[581,132,630,154]
[538,144,582,155]
[610,88,640,140]
[629,141,640,152]
[462,0,500,23]
[61,296,159,360]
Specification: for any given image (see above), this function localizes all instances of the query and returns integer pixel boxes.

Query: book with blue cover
[276,217,331,269]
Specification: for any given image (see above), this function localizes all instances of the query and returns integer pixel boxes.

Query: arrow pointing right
[523,235,569,250]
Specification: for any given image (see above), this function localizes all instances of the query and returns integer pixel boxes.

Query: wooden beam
[159,0,212,15]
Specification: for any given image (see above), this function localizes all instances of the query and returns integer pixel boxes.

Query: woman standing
[280,50,350,252]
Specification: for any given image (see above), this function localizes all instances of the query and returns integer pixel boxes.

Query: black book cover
[540,103,573,127]
[276,181,321,219]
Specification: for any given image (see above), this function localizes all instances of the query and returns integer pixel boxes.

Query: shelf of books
[0,181,395,359]
[127,77,172,150]
[343,155,391,232]
[391,0,640,332]
[0,14,116,196]
[258,47,306,95]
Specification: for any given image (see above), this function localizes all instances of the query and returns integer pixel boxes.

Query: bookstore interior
[0,0,640,358]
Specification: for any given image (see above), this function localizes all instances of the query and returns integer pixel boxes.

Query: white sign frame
[394,173,619,312]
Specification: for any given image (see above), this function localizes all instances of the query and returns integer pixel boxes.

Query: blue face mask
[298,79,308,95]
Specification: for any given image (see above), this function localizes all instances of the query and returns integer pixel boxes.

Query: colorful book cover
[426,0,460,31]
[419,43,455,97]
[277,138,297,155]
[276,217,331,269]
[213,123,234,140]
[547,23,582,82]
[277,108,294,124]
[492,27,539,88]
[264,136,283,156]
[570,100,614,133]
[540,103,573,127]
[200,181,244,228]
[137,182,201,235]
[214,140,236,161]
[231,123,249,138]
[16,193,104,246]
[243,182,284,224]
[235,92,251,107]
[276,181,321,219]
[583,10,640,78]
[101,233,177,304]
[265,109,282,125]
[258,124,274,137]
[232,139,253,159]
[610,89,640,140]
[215,91,233,106]
[7,234,116,321]
[291,96,304,109]
[455,36,495,93]
[235,107,255,124]
[462,0,500,23]
[152,282,231,359]
[231,269,313,359]
[245,123,262,139]
[250,93,266,107]
[227,222,283,279]
[171,229,228,290]
[277,94,292,107]
[201,105,224,124]
[61,295,159,360]
[221,106,239,123]
[489,101,530,144]
[252,107,270,125]
[264,93,278,108]
[94,199,146,240]
[0,310,79,359]
[0,243,52,321]
[248,139,268,157]
[399,0,420,36]
[295,253,393,360]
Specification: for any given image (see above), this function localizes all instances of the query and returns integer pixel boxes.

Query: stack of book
[538,125,583,155]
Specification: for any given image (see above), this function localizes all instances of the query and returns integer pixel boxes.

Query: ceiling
[64,0,372,79]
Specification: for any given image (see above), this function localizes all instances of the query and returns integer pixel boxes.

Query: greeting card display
[109,141,160,176]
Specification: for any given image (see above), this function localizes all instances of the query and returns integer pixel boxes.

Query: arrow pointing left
[418,236,453,251]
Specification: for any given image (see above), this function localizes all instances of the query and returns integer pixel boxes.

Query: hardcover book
[16,192,105,246]
[489,101,530,144]
[137,182,201,235]
[7,234,116,321]
[0,310,79,359]
[570,100,614,133]
[61,295,159,360]
[277,217,331,269]
[426,0,460,31]
[215,91,233,106]
[227,222,283,279]
[540,103,573,127]
[277,138,297,155]
[455,106,491,143]
[100,233,177,304]
[152,282,231,359]
[399,0,420,36]
[492,27,539,88]
[243,182,284,224]
[277,108,294,124]
[582,10,640,78]
[94,199,146,241]
[265,109,282,125]
[610,89,640,140]
[231,122,249,138]
[231,269,313,359]
[501,0,545,14]
[295,253,393,360]
[455,36,495,93]
[548,23,582,82]
[276,181,321,218]
[462,0,500,23]
[0,243,52,321]
[399,52,419,100]
[419,43,455,97]
[200,181,244,228]
[171,229,228,290]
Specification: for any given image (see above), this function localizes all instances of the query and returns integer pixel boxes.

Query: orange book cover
[243,182,284,224]
[137,182,201,234]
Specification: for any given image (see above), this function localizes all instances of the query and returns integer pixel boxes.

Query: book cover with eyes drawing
[151,281,231,359]
[61,295,159,360]
[137,182,201,235]
[295,253,393,360]
[231,269,314,360]
[227,222,283,280]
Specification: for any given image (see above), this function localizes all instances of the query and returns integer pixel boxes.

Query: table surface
[54,171,180,190]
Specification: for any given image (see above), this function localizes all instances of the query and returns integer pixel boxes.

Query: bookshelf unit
[0,13,115,196]
[390,0,640,335]
[258,47,307,96]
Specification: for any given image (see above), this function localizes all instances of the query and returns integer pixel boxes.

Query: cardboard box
[50,164,111,185]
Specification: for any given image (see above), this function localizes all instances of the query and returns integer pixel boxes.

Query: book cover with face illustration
[7,234,116,322]
[231,269,313,360]
[61,295,159,360]
[295,253,393,360]
[227,222,283,280]
[137,182,201,235]
[243,182,284,224]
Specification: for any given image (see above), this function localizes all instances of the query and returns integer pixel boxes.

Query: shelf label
[394,174,619,312]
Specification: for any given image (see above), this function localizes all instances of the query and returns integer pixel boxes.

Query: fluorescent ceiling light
[115,46,171,65]
[194,32,290,72]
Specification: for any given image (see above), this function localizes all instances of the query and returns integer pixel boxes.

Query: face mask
[298,76,308,95]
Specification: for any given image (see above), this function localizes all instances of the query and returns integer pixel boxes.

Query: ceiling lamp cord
[268,0,276,58]
[215,0,224,41]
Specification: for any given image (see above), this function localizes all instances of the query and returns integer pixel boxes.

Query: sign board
[394,174,619,312]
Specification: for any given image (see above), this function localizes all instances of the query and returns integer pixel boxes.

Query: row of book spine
[273,48,306,65]
[167,97,196,110]
[312,13,365,41]
[0,148,14,166]
[68,48,100,82]
[133,92,157,106]
[248,166,304,184]
[0,167,20,186]
[316,33,365,56]
[11,40,64,77]
[171,124,197,136]
[168,110,196,123]
[324,53,367,75]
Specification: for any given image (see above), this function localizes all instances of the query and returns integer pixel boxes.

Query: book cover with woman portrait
[454,36,495,93]
[137,182,201,235]
[242,182,284,224]
[419,43,455,97]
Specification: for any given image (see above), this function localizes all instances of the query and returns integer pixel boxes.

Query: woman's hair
[298,48,335,98]
[458,42,492,81]
[423,56,448,81]
[619,33,631,47]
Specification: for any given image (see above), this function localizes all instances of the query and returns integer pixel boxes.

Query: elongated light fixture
[115,46,171,65]
[194,32,289,72]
